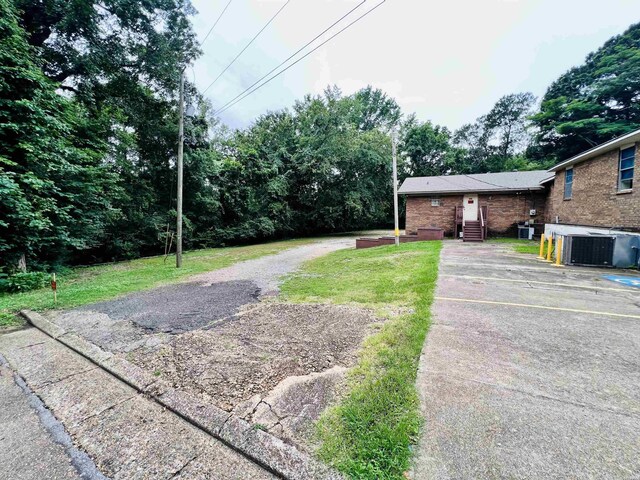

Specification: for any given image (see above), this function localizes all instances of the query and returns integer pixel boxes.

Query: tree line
[1,0,639,273]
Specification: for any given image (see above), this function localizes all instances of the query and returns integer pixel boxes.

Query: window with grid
[619,146,635,191]
[564,168,573,199]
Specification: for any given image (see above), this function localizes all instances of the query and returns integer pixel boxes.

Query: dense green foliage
[0,0,119,271]
[531,22,640,162]
[1,0,638,273]
[281,241,441,479]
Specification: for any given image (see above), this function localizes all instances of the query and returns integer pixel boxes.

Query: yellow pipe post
[537,233,546,259]
[553,236,564,267]
[545,235,553,262]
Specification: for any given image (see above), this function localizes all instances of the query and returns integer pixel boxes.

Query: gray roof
[398,170,553,195]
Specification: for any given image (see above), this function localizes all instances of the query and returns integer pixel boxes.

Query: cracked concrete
[129,302,378,413]
[411,241,640,479]
[30,236,379,472]
[0,328,275,480]
[234,366,348,447]
[0,359,102,480]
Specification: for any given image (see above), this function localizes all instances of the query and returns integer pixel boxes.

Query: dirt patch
[128,302,381,411]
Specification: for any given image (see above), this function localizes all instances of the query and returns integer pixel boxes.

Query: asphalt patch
[80,280,260,334]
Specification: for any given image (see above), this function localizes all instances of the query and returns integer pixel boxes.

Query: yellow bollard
[545,235,553,262]
[537,233,546,259]
[553,236,564,267]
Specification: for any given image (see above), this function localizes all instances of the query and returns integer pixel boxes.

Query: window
[619,146,635,191]
[564,168,573,199]
[431,197,440,207]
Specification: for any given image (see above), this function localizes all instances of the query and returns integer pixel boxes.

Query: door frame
[463,194,479,223]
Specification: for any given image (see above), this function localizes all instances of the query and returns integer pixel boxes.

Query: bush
[0,271,49,294]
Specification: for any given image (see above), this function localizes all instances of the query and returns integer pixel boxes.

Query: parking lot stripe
[435,297,640,319]
[440,274,637,293]
[442,262,640,277]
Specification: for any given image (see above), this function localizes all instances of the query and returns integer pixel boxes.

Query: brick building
[400,170,552,241]
[399,128,639,241]
[545,130,639,231]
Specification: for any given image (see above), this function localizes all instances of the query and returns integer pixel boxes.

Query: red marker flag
[51,273,57,304]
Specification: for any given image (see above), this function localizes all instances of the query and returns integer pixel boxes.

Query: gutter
[398,187,547,195]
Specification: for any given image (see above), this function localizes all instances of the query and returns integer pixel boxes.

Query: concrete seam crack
[435,372,639,420]
[17,341,47,350]
[77,395,137,426]
[39,366,100,389]
[170,453,199,479]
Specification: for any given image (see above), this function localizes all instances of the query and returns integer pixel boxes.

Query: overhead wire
[202,0,292,94]
[200,0,234,46]
[213,0,386,115]
[210,0,376,115]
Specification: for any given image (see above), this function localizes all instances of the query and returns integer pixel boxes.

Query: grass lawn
[280,241,442,479]
[0,238,314,328]
[487,237,540,255]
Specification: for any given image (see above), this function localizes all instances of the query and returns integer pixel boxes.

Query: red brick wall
[405,191,547,236]
[405,195,462,236]
[480,192,547,235]
[546,143,639,230]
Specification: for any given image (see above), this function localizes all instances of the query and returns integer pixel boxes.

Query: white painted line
[435,297,640,320]
[440,274,637,293]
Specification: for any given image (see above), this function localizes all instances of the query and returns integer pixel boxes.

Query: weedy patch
[280,241,442,479]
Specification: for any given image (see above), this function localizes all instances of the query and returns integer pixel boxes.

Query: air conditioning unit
[518,226,534,240]
[565,235,615,267]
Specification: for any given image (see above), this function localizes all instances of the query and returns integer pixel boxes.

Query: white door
[463,194,478,222]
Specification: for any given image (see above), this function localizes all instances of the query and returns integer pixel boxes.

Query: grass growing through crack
[280,241,442,479]
[0,239,314,327]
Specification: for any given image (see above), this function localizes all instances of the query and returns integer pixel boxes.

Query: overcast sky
[190,0,639,131]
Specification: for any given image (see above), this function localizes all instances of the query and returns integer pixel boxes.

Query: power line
[210,0,369,115]
[200,0,234,46]
[214,0,386,117]
[202,0,292,94]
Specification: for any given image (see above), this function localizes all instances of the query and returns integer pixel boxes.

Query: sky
[190,0,639,131]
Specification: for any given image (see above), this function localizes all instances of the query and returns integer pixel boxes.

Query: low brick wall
[355,238,382,249]
[417,228,444,240]
[355,229,444,249]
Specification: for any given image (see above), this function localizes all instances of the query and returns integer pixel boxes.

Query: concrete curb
[21,310,343,480]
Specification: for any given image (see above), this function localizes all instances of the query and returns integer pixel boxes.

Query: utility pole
[176,70,185,268]
[392,129,400,246]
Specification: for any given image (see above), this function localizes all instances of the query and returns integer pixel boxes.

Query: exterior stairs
[463,220,484,242]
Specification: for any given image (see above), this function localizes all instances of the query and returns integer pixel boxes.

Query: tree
[452,92,536,173]
[401,121,453,177]
[484,92,536,160]
[348,85,401,132]
[531,22,640,162]
[0,0,119,270]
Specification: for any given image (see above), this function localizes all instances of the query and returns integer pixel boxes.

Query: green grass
[487,237,540,255]
[280,241,442,479]
[0,238,314,328]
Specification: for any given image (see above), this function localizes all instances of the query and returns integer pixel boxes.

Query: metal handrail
[479,206,484,227]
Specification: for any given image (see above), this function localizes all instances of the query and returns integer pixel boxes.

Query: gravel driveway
[50,237,357,349]
[45,235,382,447]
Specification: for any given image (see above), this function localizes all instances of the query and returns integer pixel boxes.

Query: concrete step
[0,329,275,480]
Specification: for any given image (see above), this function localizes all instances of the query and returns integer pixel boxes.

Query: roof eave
[399,186,546,195]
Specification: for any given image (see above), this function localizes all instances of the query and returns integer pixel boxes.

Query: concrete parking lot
[413,240,640,479]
